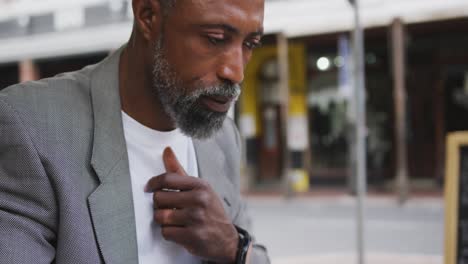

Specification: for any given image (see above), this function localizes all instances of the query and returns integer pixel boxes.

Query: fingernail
[144,184,150,193]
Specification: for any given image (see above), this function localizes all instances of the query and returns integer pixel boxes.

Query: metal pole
[277,33,292,197]
[349,0,367,263]
[391,18,410,204]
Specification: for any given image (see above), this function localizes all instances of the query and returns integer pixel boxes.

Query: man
[0,0,269,263]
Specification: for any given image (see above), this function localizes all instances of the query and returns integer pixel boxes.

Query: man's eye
[244,40,262,50]
[207,36,225,45]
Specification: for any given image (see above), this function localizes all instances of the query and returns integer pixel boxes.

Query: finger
[153,190,195,209]
[154,209,188,227]
[146,172,199,192]
[163,147,188,176]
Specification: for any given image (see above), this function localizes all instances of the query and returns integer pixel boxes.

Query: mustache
[189,82,241,100]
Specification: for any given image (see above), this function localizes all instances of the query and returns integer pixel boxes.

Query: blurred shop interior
[1,0,468,194]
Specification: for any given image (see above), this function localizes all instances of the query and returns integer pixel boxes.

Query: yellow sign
[445,132,468,264]
[290,169,309,193]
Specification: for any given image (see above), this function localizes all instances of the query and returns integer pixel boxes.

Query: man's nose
[217,47,245,85]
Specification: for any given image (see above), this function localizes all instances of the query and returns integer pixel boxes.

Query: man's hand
[145,147,239,263]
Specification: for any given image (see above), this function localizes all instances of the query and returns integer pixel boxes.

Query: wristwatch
[234,225,252,264]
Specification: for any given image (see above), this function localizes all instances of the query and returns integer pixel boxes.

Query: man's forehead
[186,0,264,7]
[176,0,264,16]
[176,0,265,32]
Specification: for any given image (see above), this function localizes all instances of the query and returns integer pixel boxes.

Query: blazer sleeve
[0,96,57,263]
[225,118,271,264]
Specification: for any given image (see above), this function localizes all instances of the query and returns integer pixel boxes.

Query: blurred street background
[2,0,468,263]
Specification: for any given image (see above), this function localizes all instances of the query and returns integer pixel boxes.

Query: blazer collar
[87,46,139,264]
[89,48,127,181]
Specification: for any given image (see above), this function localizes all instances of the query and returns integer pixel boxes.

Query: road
[246,195,444,264]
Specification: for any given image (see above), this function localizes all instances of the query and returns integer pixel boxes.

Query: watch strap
[234,225,252,264]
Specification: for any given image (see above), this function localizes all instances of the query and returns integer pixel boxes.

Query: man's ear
[132,0,163,42]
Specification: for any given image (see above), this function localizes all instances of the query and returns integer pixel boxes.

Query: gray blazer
[0,49,269,263]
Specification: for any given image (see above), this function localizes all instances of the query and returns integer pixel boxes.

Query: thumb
[163,147,188,176]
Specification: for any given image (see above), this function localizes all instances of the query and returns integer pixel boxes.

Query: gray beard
[151,39,241,139]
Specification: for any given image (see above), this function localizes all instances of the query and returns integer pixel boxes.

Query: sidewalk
[245,194,444,264]
[274,253,442,264]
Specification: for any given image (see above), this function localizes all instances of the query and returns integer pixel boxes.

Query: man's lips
[200,95,234,113]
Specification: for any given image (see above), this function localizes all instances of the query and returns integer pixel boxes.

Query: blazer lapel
[193,138,237,220]
[87,47,139,264]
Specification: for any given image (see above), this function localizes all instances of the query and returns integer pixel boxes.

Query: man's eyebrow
[198,24,240,34]
[249,27,264,38]
[198,24,264,37]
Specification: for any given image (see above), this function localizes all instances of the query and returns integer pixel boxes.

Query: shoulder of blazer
[0,64,96,112]
[0,65,98,152]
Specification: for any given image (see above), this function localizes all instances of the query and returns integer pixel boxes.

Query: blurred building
[1,0,468,192]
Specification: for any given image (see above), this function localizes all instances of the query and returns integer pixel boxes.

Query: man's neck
[119,42,176,131]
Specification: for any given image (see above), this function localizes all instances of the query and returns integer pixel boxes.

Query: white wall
[0,0,111,21]
[265,0,468,37]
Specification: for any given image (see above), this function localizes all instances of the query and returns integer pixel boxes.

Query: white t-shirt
[121,111,201,264]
